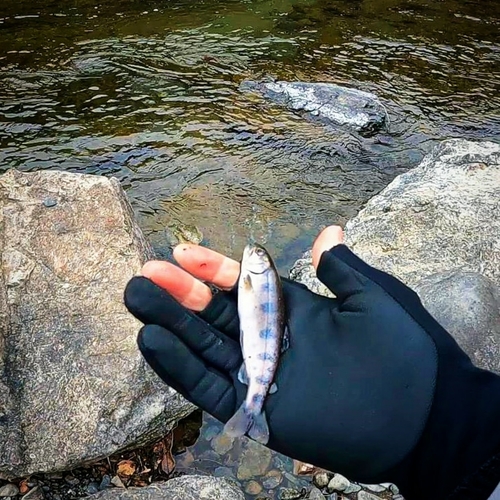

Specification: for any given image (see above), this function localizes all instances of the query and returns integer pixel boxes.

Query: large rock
[0,169,194,479]
[239,80,388,136]
[90,475,245,500]
[413,271,500,374]
[289,138,500,372]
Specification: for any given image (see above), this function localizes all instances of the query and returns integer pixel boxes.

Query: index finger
[173,244,241,290]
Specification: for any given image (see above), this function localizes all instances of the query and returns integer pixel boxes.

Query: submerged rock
[0,169,194,479]
[240,80,389,136]
[89,475,245,499]
[236,440,273,480]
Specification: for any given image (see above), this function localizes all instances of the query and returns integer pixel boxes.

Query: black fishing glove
[124,244,500,500]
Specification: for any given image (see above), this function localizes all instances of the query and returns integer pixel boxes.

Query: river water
[1,0,499,497]
[2,0,499,272]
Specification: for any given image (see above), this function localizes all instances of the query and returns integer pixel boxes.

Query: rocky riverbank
[0,138,498,499]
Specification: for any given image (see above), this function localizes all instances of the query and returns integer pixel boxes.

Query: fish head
[242,243,273,275]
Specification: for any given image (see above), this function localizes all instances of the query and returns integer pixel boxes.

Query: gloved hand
[124,227,500,500]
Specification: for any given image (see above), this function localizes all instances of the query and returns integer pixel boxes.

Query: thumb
[312,226,369,302]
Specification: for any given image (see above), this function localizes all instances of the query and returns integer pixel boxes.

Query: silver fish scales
[223,242,288,444]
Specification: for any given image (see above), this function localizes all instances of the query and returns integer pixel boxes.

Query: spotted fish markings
[223,243,288,445]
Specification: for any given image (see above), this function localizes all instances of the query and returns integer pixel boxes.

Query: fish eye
[256,248,265,256]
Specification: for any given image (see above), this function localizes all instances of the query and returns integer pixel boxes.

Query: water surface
[2,0,499,271]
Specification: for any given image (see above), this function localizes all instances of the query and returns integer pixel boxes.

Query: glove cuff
[447,449,500,500]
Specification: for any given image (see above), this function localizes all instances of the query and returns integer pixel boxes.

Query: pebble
[211,433,234,455]
[175,449,195,469]
[63,476,79,487]
[245,481,263,495]
[0,484,19,497]
[214,467,234,478]
[237,440,272,480]
[309,487,325,500]
[392,496,404,500]
[360,484,386,493]
[203,425,220,441]
[357,491,383,500]
[262,470,282,489]
[110,476,125,488]
[389,484,400,494]
[199,450,221,461]
[327,473,350,492]
[313,472,330,489]
[42,198,57,208]
[99,475,111,490]
[278,487,305,500]
[344,483,362,494]
[86,482,100,495]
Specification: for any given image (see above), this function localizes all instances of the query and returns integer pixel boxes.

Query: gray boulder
[239,80,389,136]
[89,475,245,500]
[288,138,500,372]
[413,271,500,374]
[0,169,194,479]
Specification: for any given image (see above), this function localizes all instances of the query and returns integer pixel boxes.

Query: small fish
[223,242,289,445]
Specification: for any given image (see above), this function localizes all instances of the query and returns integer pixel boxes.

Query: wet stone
[360,484,386,493]
[263,469,283,489]
[278,487,305,500]
[64,476,79,486]
[214,467,234,478]
[86,482,100,495]
[327,473,350,492]
[199,449,222,462]
[344,483,362,494]
[237,440,272,480]
[204,425,221,441]
[313,472,330,489]
[99,475,111,490]
[273,454,294,471]
[357,491,383,500]
[283,472,309,487]
[309,487,326,499]
[245,480,263,495]
[389,484,400,494]
[211,433,235,454]
[0,484,19,497]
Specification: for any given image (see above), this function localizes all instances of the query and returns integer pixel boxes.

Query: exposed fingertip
[312,225,345,270]
[173,243,197,261]
[141,260,168,279]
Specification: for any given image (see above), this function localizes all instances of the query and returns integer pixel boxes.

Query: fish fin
[242,274,253,291]
[224,402,251,439]
[281,324,290,353]
[247,410,270,445]
[269,382,278,394]
[237,363,249,385]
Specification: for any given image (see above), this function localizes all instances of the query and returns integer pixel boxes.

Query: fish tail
[224,403,270,445]
[223,402,251,439]
[247,409,270,445]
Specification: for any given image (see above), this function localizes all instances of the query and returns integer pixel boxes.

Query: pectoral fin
[281,324,290,353]
[238,363,249,385]
[269,383,278,394]
[242,274,253,291]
